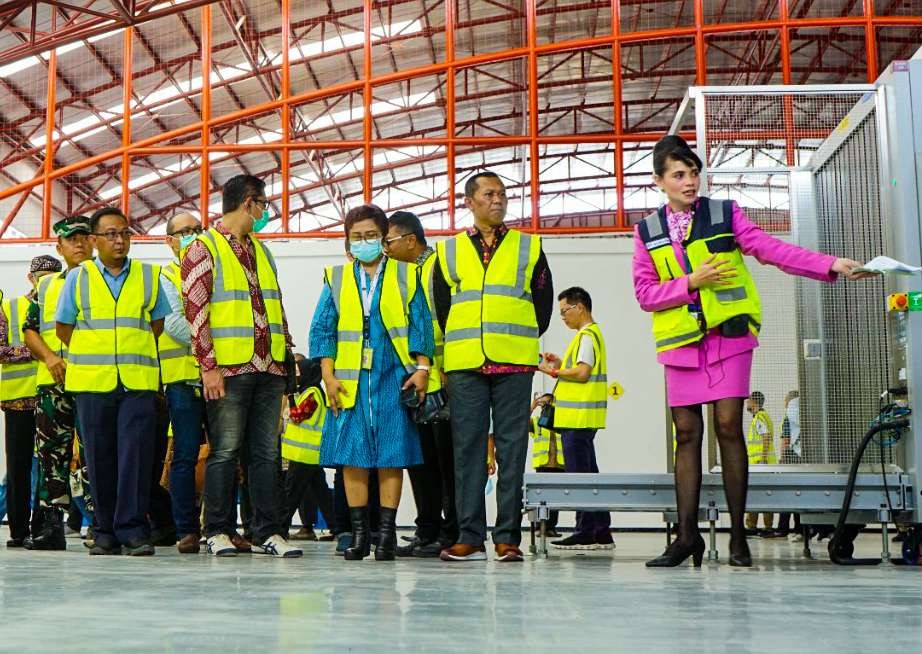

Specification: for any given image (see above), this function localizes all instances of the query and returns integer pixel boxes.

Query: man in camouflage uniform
[22,216,95,550]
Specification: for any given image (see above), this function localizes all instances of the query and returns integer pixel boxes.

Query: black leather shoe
[728,538,752,567]
[89,543,123,556]
[6,538,25,548]
[374,508,398,561]
[150,527,177,547]
[646,535,706,568]
[123,540,156,556]
[396,536,421,558]
[23,510,66,551]
[344,506,371,561]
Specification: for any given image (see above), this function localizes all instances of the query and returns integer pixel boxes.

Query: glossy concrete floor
[1,527,921,653]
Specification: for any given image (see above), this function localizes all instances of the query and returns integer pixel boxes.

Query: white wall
[0,233,797,529]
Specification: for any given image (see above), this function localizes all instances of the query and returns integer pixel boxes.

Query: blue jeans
[203,373,285,543]
[165,383,205,537]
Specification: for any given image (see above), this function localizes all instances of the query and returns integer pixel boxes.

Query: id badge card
[361,347,374,370]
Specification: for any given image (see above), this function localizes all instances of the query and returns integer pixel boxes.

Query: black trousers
[3,408,39,540]
[285,462,333,529]
[149,393,175,535]
[407,419,458,544]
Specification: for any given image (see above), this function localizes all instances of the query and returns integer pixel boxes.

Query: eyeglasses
[348,232,382,244]
[250,197,268,209]
[559,305,576,317]
[168,226,203,237]
[383,233,410,248]
[94,229,133,242]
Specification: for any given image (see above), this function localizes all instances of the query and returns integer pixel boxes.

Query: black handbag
[537,401,555,429]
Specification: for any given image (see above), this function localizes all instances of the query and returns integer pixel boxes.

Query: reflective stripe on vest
[552,323,608,429]
[436,229,541,371]
[197,228,286,366]
[639,198,762,353]
[325,258,417,410]
[531,416,564,469]
[35,272,68,387]
[281,387,326,465]
[158,261,200,385]
[747,409,777,464]
[0,296,38,401]
[419,252,443,394]
[65,260,161,393]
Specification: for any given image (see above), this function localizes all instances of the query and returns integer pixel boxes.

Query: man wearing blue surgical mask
[181,175,301,558]
[160,212,206,554]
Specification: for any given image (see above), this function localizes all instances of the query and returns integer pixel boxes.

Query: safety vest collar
[638,197,733,250]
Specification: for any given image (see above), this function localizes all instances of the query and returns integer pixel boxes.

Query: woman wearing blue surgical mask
[309,204,434,561]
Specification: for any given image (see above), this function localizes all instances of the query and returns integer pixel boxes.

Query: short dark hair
[464,171,502,198]
[222,174,266,214]
[388,211,426,246]
[344,204,388,238]
[89,207,128,233]
[749,391,765,408]
[558,286,592,312]
[652,135,703,177]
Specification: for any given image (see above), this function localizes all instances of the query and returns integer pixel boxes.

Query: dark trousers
[149,392,175,536]
[203,373,285,543]
[75,389,156,546]
[407,419,458,544]
[3,408,38,540]
[533,466,562,530]
[165,382,205,537]
[285,462,333,529]
[448,371,533,547]
[560,429,611,537]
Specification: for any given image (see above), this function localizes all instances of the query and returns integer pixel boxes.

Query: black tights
[672,398,748,545]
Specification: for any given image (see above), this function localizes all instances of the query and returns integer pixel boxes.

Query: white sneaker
[206,534,238,557]
[788,533,804,543]
[253,534,303,558]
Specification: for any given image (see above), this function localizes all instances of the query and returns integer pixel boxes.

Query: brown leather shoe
[177,534,201,554]
[439,543,487,561]
[230,532,252,553]
[494,543,524,562]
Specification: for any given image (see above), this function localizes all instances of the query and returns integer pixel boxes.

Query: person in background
[22,217,96,551]
[433,171,554,563]
[776,390,802,540]
[744,390,775,536]
[528,394,563,539]
[160,212,205,554]
[57,207,170,556]
[182,174,301,558]
[1,256,60,547]
[539,286,613,550]
[384,210,459,558]
[310,204,433,561]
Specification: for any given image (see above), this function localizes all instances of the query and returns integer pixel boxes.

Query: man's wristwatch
[416,364,430,373]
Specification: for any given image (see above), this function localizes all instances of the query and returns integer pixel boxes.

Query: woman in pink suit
[633,136,870,567]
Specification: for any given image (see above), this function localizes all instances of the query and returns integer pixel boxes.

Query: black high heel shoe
[646,535,706,568]
[728,538,752,567]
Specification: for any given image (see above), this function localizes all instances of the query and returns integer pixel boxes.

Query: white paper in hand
[852,256,922,275]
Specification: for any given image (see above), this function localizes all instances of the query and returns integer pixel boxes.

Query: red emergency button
[898,295,908,308]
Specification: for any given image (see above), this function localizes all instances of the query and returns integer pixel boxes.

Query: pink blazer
[632,201,838,368]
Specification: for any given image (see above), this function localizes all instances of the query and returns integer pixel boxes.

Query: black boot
[375,507,398,561]
[344,506,371,561]
[24,509,67,551]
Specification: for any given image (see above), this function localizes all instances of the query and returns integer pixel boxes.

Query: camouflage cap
[53,216,91,238]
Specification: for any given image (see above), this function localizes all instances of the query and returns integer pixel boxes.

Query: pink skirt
[664,348,753,407]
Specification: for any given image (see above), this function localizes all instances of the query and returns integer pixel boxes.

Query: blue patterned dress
[310,258,433,469]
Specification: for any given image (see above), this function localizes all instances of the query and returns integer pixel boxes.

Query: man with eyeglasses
[383,211,459,558]
[432,171,554,563]
[160,212,206,553]
[22,216,97,551]
[55,207,171,556]
[181,174,301,558]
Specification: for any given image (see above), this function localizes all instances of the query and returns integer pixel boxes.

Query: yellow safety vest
[0,295,38,401]
[197,227,286,366]
[158,261,200,385]
[637,198,762,353]
[281,387,326,465]
[35,272,68,388]
[325,258,417,410]
[747,409,777,464]
[552,323,608,430]
[418,251,443,394]
[65,260,162,393]
[436,229,541,372]
[531,416,564,469]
